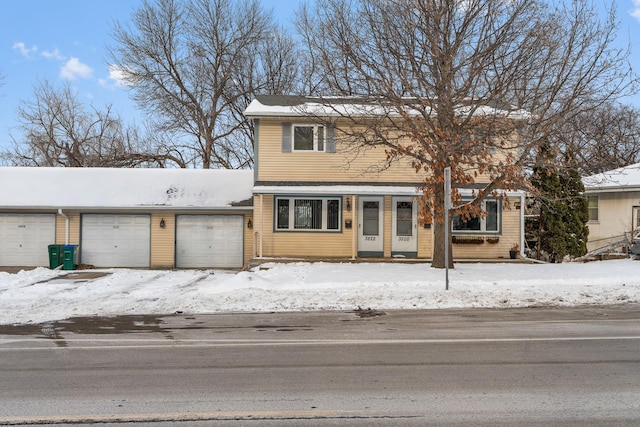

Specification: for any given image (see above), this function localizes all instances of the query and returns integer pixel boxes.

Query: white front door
[391,197,418,256]
[358,196,384,256]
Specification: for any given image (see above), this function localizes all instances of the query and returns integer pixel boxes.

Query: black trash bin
[47,244,63,269]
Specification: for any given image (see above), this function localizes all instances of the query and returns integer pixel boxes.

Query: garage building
[0,167,253,269]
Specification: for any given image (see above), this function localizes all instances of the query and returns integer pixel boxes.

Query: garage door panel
[0,214,55,267]
[81,214,150,268]
[176,215,243,268]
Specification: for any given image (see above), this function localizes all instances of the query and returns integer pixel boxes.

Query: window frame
[452,199,501,234]
[587,195,599,222]
[292,124,326,152]
[274,196,342,232]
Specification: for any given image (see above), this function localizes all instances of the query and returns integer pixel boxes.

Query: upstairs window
[452,200,500,233]
[293,125,325,152]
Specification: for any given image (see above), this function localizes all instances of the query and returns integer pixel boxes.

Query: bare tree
[108,0,299,169]
[296,0,635,268]
[0,80,176,167]
[557,103,640,175]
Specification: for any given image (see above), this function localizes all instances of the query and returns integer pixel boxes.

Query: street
[1,306,640,426]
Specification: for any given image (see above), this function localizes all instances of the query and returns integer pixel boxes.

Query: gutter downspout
[259,194,263,258]
[57,208,69,245]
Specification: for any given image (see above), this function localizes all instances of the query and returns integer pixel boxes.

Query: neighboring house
[0,167,253,269]
[583,163,640,252]
[244,95,526,262]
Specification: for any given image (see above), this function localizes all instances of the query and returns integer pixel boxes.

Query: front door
[391,196,418,256]
[358,196,384,256]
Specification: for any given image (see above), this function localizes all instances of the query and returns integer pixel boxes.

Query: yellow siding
[257,118,514,185]
[452,197,521,259]
[52,210,254,269]
[255,195,353,258]
[383,196,392,257]
[244,213,254,267]
[54,211,80,245]
[417,218,433,259]
[150,213,175,269]
[257,119,419,183]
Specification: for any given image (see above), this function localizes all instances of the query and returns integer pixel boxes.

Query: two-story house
[245,95,526,262]
[0,96,526,270]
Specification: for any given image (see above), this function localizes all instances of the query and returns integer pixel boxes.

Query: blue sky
[1,0,640,152]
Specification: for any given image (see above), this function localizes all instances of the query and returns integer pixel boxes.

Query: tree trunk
[431,191,454,269]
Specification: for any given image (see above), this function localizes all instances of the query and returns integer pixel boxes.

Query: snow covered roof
[583,163,640,193]
[0,167,254,210]
[244,95,531,120]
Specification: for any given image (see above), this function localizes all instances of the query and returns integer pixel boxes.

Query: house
[1,96,528,270]
[244,95,526,262]
[583,163,640,252]
[0,167,253,269]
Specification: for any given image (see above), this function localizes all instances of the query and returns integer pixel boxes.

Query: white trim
[275,196,341,231]
[254,185,525,198]
[292,124,326,152]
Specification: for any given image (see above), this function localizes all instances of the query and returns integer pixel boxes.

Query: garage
[0,214,56,267]
[81,214,151,268]
[176,215,244,268]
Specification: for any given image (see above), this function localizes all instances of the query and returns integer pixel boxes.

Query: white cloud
[12,42,38,58]
[60,57,93,80]
[100,64,135,88]
[633,0,640,21]
[41,48,65,61]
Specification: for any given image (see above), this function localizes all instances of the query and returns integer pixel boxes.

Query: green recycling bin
[47,244,63,269]
[62,244,78,270]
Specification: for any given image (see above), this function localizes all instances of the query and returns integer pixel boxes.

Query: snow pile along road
[0,260,639,325]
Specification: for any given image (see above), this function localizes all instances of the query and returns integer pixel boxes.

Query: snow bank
[1,260,639,325]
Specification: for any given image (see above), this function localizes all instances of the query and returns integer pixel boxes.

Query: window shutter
[282,122,292,152]
[326,125,336,153]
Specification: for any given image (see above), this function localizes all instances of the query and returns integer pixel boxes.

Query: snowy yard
[1,259,639,325]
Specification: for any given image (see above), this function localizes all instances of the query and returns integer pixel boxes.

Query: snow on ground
[1,260,639,325]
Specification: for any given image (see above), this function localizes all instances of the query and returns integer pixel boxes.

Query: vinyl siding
[47,210,253,269]
[452,197,521,259]
[150,213,174,268]
[255,195,353,258]
[586,191,640,252]
[383,196,392,257]
[55,211,80,245]
[257,119,419,183]
[244,213,254,267]
[257,118,517,185]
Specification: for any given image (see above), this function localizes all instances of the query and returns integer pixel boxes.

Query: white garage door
[81,214,150,268]
[0,214,56,267]
[176,215,244,268]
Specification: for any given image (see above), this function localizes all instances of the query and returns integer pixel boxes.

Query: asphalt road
[1,306,640,426]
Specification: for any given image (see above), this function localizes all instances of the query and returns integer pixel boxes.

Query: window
[396,201,413,236]
[293,125,325,151]
[452,200,499,233]
[276,197,341,231]
[587,196,598,221]
[362,201,380,235]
